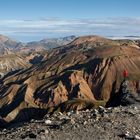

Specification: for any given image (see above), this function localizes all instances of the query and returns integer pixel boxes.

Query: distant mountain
[0,34,26,55]
[124,35,140,38]
[0,35,17,48]
[0,46,11,55]
[0,35,76,77]
[108,35,140,40]
[0,35,76,54]
[0,54,31,78]
[27,35,76,50]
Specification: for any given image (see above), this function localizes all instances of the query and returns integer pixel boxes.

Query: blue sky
[0,0,140,42]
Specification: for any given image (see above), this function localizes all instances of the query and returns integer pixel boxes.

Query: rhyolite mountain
[0,35,20,49]
[0,35,31,78]
[0,34,76,53]
[0,35,16,55]
[0,35,139,125]
[0,35,76,76]
[0,54,31,78]
[27,35,76,50]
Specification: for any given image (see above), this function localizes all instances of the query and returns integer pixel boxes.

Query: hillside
[0,35,19,49]
[0,54,31,78]
[0,35,139,125]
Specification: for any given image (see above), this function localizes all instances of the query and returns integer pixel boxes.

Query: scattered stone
[70,119,75,125]
[37,129,45,134]
[83,121,87,125]
[135,135,140,140]
[67,112,71,116]
[76,110,79,115]
[20,132,37,139]
[58,112,63,116]
[92,109,98,115]
[67,111,74,116]
[0,104,140,140]
[103,113,109,118]
[28,133,37,139]
[45,114,50,118]
[118,131,140,140]
[30,119,35,123]
[85,109,90,112]
[98,106,106,114]
[45,129,49,134]
[3,129,6,132]
[40,135,46,140]
[134,106,138,110]
[45,120,52,125]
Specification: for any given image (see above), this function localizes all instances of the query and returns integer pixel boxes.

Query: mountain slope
[0,35,18,49]
[0,54,31,78]
[0,36,139,124]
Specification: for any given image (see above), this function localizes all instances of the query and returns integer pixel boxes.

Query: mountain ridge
[0,35,139,124]
[0,35,76,53]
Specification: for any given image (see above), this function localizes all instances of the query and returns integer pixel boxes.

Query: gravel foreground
[0,104,140,140]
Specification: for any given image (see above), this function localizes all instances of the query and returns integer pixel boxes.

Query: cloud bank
[0,17,140,42]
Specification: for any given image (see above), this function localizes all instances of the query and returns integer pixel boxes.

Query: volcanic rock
[0,35,139,124]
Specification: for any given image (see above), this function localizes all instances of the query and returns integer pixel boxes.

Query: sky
[0,0,140,42]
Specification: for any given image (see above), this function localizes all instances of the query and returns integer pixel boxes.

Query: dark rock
[28,133,37,139]
[98,106,106,114]
[0,117,7,128]
[118,131,140,140]
[108,80,140,107]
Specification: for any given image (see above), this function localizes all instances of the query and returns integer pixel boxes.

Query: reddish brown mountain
[0,36,139,124]
[0,54,31,79]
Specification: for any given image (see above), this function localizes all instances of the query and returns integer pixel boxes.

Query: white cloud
[0,17,140,42]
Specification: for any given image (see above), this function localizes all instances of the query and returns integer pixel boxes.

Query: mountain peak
[0,34,10,42]
[71,35,109,45]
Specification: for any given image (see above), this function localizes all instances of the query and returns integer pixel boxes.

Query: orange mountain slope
[0,36,140,123]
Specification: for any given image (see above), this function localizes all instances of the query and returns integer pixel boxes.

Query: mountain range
[0,34,76,53]
[0,35,139,125]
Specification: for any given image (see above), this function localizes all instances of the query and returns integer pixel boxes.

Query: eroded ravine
[0,36,139,126]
